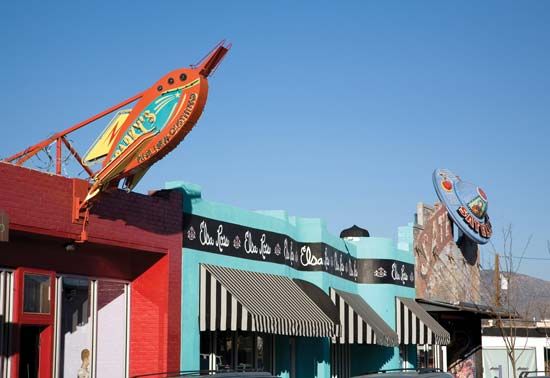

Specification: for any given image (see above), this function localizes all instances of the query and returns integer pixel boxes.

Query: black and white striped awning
[199,265,340,338]
[396,297,450,345]
[330,289,399,347]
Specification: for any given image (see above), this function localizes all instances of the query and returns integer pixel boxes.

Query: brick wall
[0,162,182,376]
[414,202,481,303]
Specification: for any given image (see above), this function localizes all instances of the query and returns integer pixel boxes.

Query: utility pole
[494,253,501,308]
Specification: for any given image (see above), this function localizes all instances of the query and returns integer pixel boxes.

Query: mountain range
[481,270,550,319]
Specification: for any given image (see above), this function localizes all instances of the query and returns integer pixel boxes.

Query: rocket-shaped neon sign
[4,41,230,210]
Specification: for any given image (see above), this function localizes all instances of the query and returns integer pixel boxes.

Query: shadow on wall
[351,345,396,376]
[272,336,332,378]
[457,235,478,266]
[3,233,164,281]
[297,337,330,378]
[90,189,182,236]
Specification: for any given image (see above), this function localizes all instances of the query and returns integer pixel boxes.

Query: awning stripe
[330,288,399,347]
[395,297,450,345]
[199,264,339,337]
[200,266,207,331]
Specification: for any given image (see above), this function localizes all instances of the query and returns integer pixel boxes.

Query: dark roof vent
[340,225,370,238]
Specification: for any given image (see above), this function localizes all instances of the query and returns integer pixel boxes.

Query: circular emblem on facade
[233,235,241,250]
[274,243,281,256]
[187,226,196,241]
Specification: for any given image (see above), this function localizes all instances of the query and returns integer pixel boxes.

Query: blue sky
[2,1,549,279]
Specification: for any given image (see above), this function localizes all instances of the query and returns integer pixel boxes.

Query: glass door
[53,276,129,378]
[57,277,93,378]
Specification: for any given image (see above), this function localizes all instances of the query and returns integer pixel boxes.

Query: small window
[23,273,51,314]
[417,345,434,368]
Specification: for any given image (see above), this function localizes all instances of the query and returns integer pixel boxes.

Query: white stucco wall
[482,335,550,373]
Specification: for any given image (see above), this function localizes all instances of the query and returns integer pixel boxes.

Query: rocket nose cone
[197,42,231,77]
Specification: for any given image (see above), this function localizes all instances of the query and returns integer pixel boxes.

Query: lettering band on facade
[183,214,414,287]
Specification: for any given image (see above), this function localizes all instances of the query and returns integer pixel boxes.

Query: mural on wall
[183,213,414,286]
[413,202,481,303]
[443,315,482,378]
[450,354,477,378]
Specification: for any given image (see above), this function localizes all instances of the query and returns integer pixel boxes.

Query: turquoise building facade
[169,181,423,378]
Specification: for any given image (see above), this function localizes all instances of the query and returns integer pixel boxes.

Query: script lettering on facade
[259,234,272,260]
[300,246,323,267]
[216,224,230,252]
[244,231,259,256]
[199,221,215,246]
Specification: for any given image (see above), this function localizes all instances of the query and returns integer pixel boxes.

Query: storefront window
[237,332,254,370]
[216,332,234,370]
[96,280,128,377]
[23,273,50,314]
[417,345,432,368]
[416,345,426,369]
[256,334,272,372]
[202,331,273,372]
[59,278,92,378]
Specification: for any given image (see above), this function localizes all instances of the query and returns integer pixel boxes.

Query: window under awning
[199,264,340,338]
[396,297,451,345]
[330,288,399,347]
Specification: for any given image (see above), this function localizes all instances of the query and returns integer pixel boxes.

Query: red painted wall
[0,162,182,376]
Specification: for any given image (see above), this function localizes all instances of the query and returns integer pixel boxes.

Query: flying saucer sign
[433,169,492,244]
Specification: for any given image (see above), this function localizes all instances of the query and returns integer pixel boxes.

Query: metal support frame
[4,91,144,172]
[2,92,144,240]
[61,137,95,177]
[56,138,62,175]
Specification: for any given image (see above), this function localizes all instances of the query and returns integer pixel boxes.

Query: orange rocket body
[84,42,230,203]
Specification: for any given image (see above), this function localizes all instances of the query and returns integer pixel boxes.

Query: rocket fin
[122,166,151,192]
[82,109,132,166]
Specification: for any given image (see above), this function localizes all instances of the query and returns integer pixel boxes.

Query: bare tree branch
[483,224,537,378]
